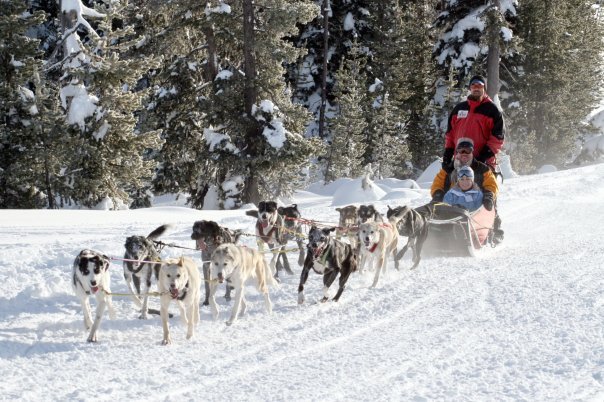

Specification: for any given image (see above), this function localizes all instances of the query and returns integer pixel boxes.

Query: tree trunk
[486,0,501,100]
[243,0,257,116]
[318,0,330,139]
[202,25,218,81]
[242,0,260,204]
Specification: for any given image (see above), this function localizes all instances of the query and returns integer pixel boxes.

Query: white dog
[158,257,201,345]
[209,244,277,326]
[72,249,116,342]
[358,222,399,288]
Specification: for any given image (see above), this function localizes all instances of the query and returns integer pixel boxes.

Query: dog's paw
[202,300,209,306]
[297,293,305,305]
[87,334,98,343]
[161,338,171,345]
[225,320,233,326]
[320,297,328,303]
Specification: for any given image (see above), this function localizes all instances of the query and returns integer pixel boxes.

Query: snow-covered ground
[1,164,603,401]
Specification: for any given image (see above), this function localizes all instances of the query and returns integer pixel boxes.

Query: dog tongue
[91,286,99,294]
[261,221,269,228]
[170,288,179,299]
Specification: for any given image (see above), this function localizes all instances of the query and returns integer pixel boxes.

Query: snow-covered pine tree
[286,0,373,138]
[324,42,367,183]
[366,0,437,174]
[365,90,411,180]
[130,0,220,208]
[506,0,604,171]
[56,0,161,208]
[193,0,319,207]
[0,2,48,208]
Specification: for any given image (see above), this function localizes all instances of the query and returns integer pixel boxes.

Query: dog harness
[256,221,280,244]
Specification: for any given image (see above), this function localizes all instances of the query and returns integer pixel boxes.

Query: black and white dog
[357,204,384,224]
[191,220,242,305]
[123,224,171,319]
[72,249,116,342]
[298,226,357,304]
[246,201,290,281]
[277,204,306,269]
[386,205,429,269]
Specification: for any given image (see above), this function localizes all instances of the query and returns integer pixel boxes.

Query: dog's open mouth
[170,288,179,299]
[217,273,224,284]
[91,286,99,294]
[312,245,324,259]
[260,219,270,228]
[196,239,207,251]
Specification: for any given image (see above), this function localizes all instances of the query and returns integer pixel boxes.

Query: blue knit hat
[457,166,474,180]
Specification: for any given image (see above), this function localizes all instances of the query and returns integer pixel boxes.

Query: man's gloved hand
[476,146,494,164]
[442,148,454,172]
[432,189,445,203]
[483,192,494,211]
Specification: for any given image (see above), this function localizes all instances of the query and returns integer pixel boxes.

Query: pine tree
[0,2,48,208]
[195,0,319,207]
[56,0,161,208]
[506,0,604,171]
[367,0,438,173]
[324,45,367,182]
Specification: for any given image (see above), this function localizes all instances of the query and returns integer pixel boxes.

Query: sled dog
[123,224,171,319]
[246,201,290,280]
[191,220,242,304]
[298,226,357,304]
[387,205,429,269]
[358,221,399,288]
[158,257,201,345]
[357,204,384,224]
[72,249,116,342]
[335,205,359,247]
[277,204,307,268]
[209,244,277,326]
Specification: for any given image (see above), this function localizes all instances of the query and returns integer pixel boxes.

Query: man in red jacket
[442,75,505,173]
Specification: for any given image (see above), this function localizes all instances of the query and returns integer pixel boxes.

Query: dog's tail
[146,224,173,240]
[245,210,259,219]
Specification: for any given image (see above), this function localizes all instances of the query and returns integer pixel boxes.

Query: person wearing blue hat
[443,166,484,211]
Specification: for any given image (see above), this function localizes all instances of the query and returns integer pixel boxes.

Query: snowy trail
[1,164,604,401]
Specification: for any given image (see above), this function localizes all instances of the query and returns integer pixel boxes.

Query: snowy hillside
[0,164,603,401]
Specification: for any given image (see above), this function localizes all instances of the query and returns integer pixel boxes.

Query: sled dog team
[73,202,427,344]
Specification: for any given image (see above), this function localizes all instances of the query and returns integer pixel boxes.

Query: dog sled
[420,203,496,258]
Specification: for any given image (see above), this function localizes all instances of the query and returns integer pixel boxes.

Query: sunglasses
[458,174,473,180]
[470,82,485,89]
[457,149,473,155]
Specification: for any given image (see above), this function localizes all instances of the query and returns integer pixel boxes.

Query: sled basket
[421,203,495,258]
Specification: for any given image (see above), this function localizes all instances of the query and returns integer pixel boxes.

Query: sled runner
[421,203,496,258]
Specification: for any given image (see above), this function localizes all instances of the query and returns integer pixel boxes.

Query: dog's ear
[277,206,284,214]
[258,201,265,210]
[101,254,111,270]
[323,227,336,234]
[335,207,342,212]
[245,210,259,218]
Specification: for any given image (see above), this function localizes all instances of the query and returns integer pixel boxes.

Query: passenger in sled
[443,166,483,212]
[430,137,504,245]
